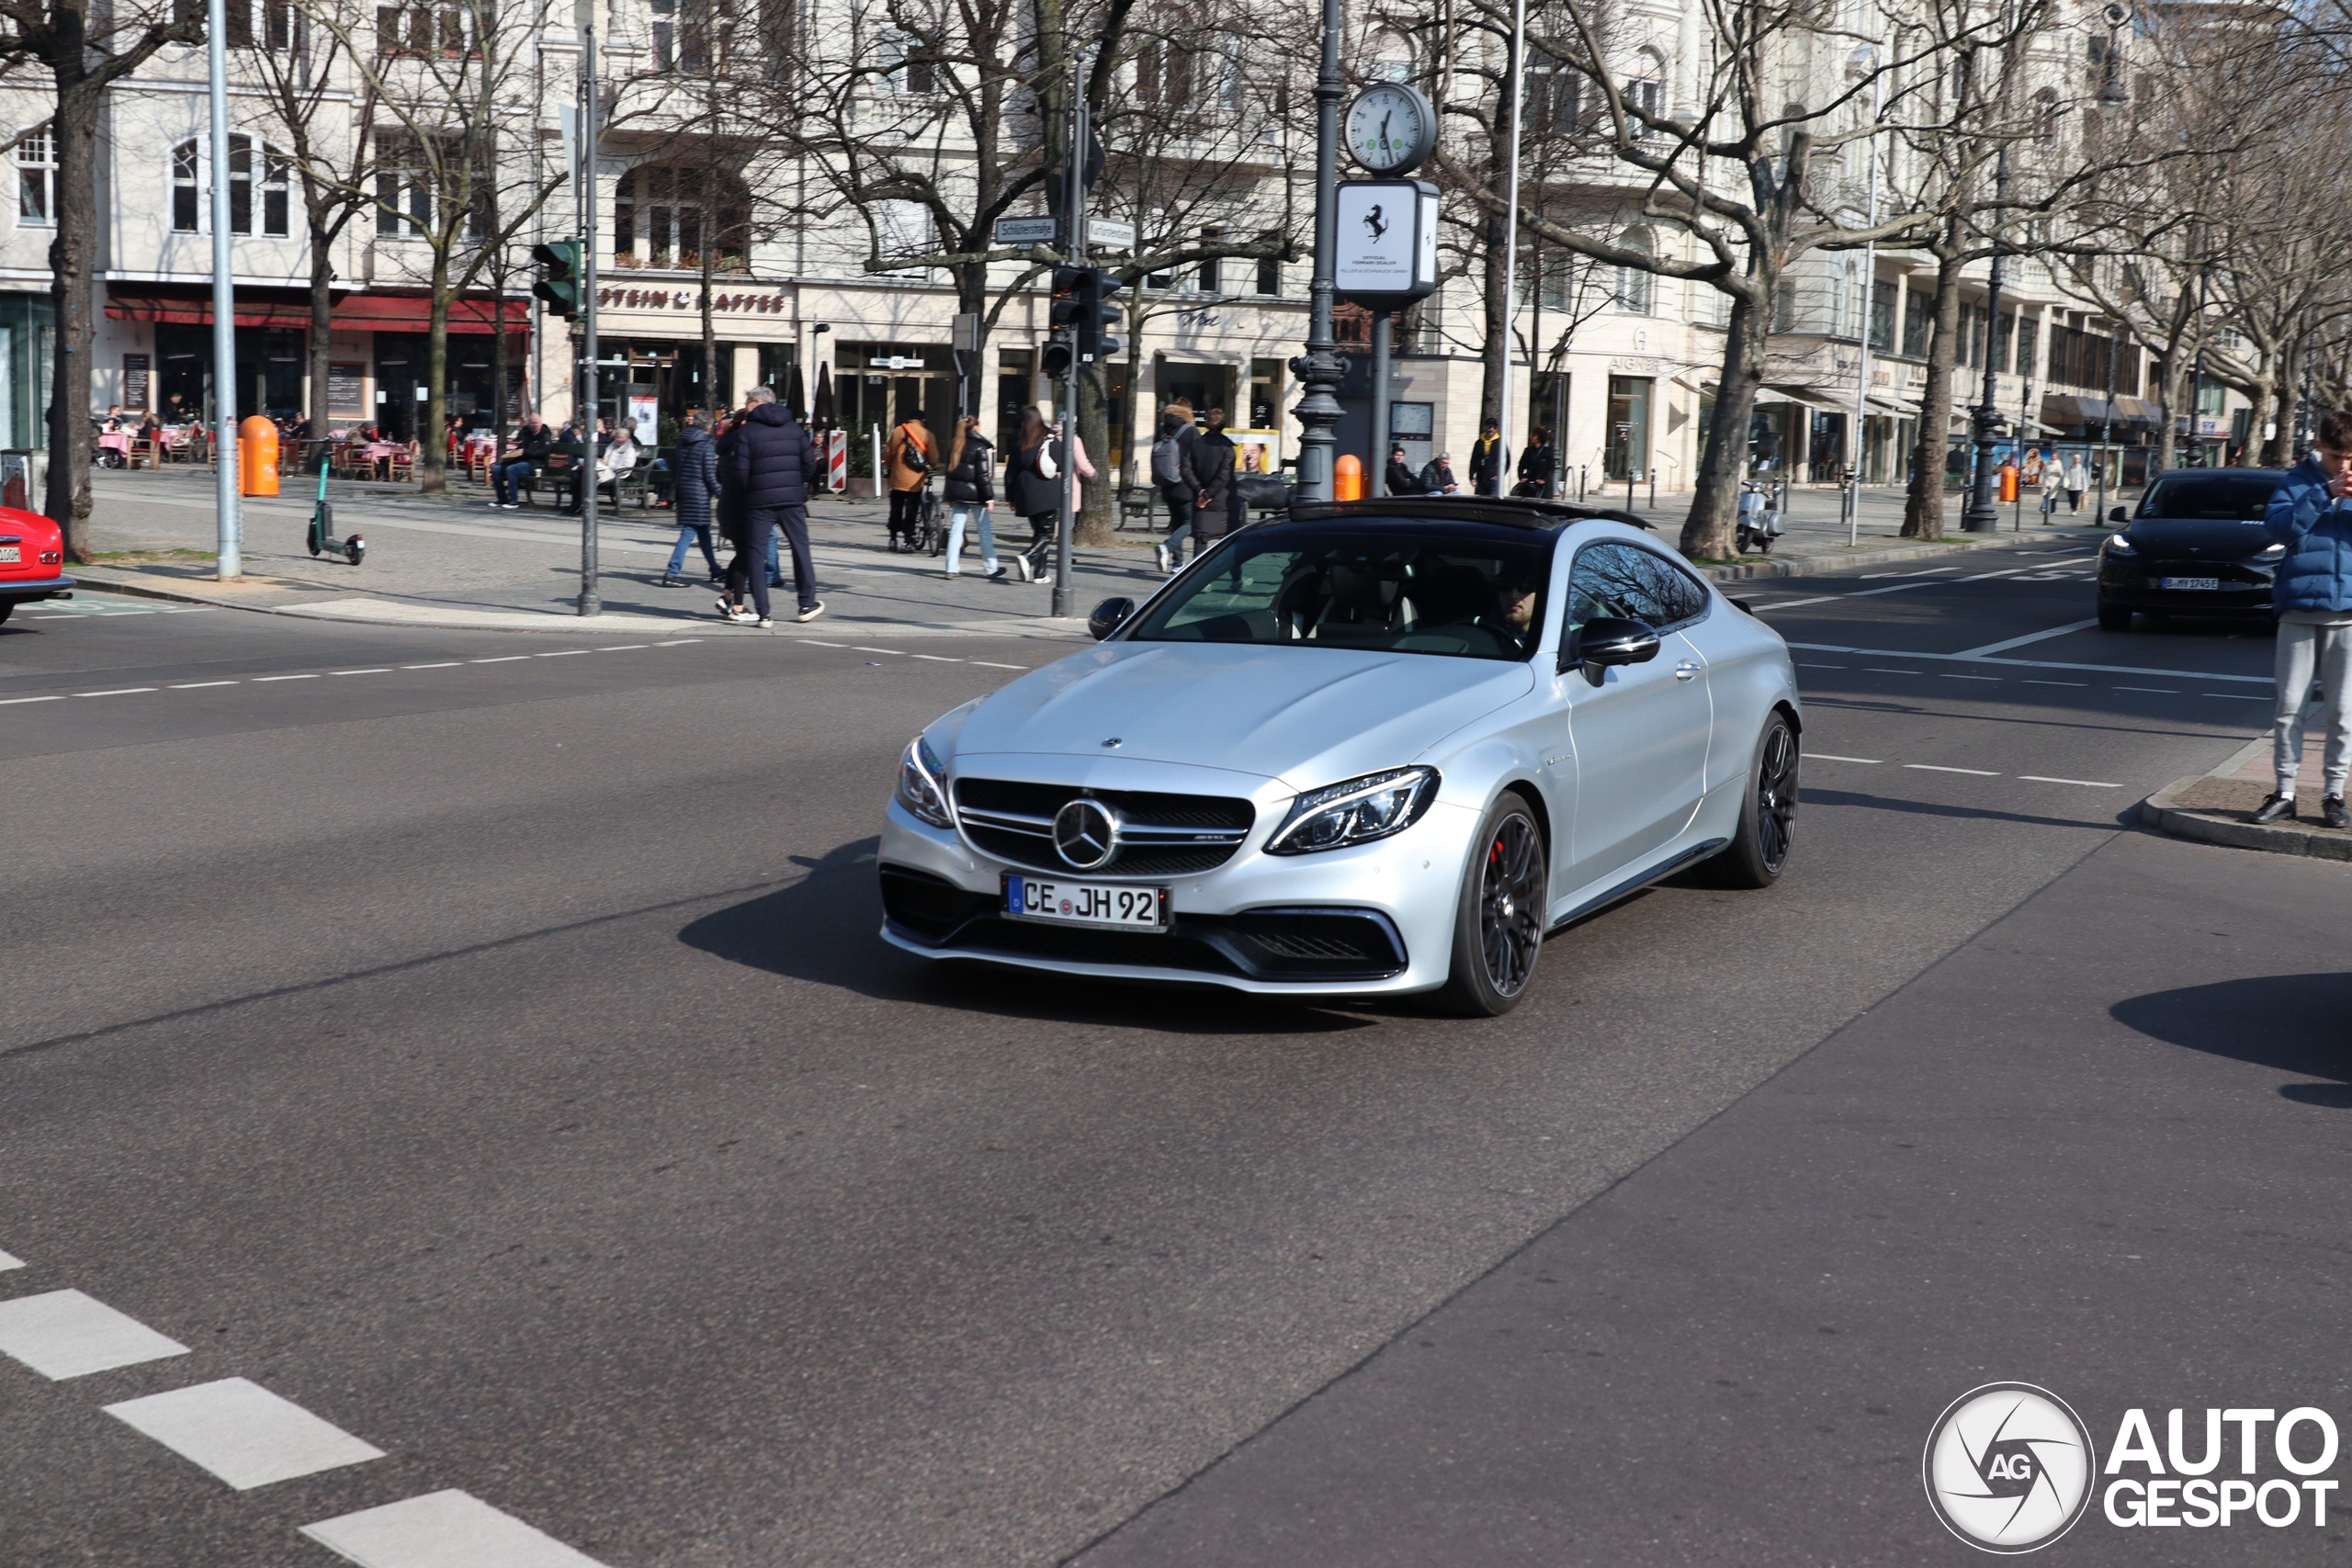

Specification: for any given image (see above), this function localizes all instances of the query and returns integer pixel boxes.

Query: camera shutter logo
[1923,1383,2098,1553]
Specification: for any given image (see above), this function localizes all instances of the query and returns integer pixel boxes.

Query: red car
[0,506,74,623]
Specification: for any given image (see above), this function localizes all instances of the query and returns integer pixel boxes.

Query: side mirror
[1563,616,1661,683]
[1088,597,1136,641]
[2109,505,2129,523]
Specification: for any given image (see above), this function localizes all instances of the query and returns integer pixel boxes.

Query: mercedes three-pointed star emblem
[1052,798,1120,871]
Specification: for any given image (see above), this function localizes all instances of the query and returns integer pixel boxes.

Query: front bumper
[876,795,1469,996]
[0,574,74,604]
[2098,559,2270,615]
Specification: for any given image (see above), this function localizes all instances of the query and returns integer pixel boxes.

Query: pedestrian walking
[1468,418,1505,497]
[2253,410,2352,828]
[659,412,723,587]
[1419,452,1460,493]
[1003,405,1094,583]
[2064,452,2089,513]
[717,386,824,626]
[2038,449,2062,525]
[883,415,934,552]
[941,415,1004,580]
[1149,400,1200,573]
[1513,427,1556,498]
[1192,408,1237,564]
[1384,445,1422,496]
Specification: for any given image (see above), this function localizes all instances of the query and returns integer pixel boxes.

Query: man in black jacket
[1384,445,1421,496]
[1467,418,1504,496]
[1188,408,1236,564]
[718,387,823,625]
[492,412,552,509]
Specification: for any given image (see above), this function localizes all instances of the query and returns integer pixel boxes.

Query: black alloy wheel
[1439,793,1546,1017]
[1695,710,1799,889]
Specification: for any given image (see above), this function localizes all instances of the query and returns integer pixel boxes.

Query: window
[375,137,433,238]
[1527,64,1583,133]
[1367,30,1411,83]
[1614,227,1653,315]
[173,141,199,232]
[613,165,748,271]
[1197,227,1221,294]
[878,28,934,94]
[1256,245,1281,296]
[2031,86,2060,143]
[1903,290,1931,357]
[376,4,464,56]
[1869,289,1894,352]
[1135,17,1195,106]
[1628,55,1665,136]
[167,136,288,236]
[17,131,52,227]
[1565,542,1704,638]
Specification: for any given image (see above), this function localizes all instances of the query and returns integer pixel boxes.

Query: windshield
[2137,474,2278,521]
[1126,525,1554,661]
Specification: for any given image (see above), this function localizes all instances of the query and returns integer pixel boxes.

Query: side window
[1564,541,1664,638]
[1631,549,1709,627]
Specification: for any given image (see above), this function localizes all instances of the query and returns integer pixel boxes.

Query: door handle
[1674,660,1701,682]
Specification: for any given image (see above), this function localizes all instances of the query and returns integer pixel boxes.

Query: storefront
[1605,375,1652,481]
[834,340,957,475]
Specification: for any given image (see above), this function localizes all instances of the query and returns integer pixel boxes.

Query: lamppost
[1845,42,1883,547]
[1961,150,2009,533]
[576,0,602,615]
[207,0,240,579]
[1288,0,1345,502]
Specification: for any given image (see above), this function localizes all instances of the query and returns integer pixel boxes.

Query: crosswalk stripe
[103,1377,385,1490]
[300,1489,610,1568]
[0,1289,190,1379]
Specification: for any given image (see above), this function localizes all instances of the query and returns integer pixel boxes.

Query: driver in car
[1484,569,1544,654]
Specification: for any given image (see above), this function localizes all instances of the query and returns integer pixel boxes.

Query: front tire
[1693,710,1798,889]
[1436,792,1547,1017]
[2096,599,2132,631]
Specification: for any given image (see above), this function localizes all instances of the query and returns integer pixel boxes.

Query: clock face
[1346,85,1432,175]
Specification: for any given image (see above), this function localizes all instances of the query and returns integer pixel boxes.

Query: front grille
[953,778,1255,877]
[887,893,1410,985]
[2136,559,2269,589]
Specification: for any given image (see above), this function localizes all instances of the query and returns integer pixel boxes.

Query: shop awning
[106,286,528,334]
[1764,383,1854,413]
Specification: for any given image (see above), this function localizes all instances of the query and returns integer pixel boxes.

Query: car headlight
[895,734,954,829]
[2105,533,2137,554]
[1265,766,1439,855]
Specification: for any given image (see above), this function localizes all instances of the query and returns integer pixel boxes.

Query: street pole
[1369,310,1390,497]
[2015,310,2033,530]
[207,0,240,580]
[2098,327,2115,519]
[1495,0,1527,476]
[577,0,601,615]
[1961,151,2008,533]
[1290,0,1344,502]
[1052,51,1087,618]
[1847,63,1882,549]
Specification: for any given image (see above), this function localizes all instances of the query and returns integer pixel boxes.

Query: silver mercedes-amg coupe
[877,497,1801,1015]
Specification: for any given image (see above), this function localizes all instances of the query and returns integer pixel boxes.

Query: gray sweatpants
[2272,616,2352,796]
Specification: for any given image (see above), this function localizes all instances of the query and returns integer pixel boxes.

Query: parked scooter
[1736,478,1784,554]
[305,451,365,566]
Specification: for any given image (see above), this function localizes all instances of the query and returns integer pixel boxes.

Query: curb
[2141,734,2352,863]
[1696,528,2100,583]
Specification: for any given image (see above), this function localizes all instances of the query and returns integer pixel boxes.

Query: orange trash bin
[1998,459,2018,503]
[239,414,279,497]
[1335,454,1364,501]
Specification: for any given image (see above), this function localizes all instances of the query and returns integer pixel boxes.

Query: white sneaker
[797,600,827,623]
[1013,556,1033,582]
[1153,543,1170,573]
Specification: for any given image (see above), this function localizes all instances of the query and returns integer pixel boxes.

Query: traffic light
[532,239,582,320]
[1042,264,1085,378]
[1080,267,1125,363]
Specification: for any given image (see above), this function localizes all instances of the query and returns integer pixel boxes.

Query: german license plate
[0,547,17,563]
[1003,874,1168,931]
[2160,576,2221,591]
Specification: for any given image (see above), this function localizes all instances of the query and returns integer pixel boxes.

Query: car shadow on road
[676,836,1382,1036]
[2111,974,2352,1107]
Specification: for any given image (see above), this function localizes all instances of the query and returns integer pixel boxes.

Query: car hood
[2121,516,2277,559]
[946,642,1534,786]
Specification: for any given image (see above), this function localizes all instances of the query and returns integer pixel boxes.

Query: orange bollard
[239,414,280,497]
[1997,459,2018,503]
[1335,454,1364,501]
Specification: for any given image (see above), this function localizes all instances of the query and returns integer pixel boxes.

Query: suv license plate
[2160,576,2221,591]
[1004,874,1168,931]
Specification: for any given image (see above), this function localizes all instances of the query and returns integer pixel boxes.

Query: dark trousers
[1021,511,1057,572]
[494,458,535,504]
[888,488,922,541]
[750,503,815,612]
[724,526,772,620]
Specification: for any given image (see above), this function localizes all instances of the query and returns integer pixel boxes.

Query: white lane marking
[2201,692,2269,701]
[971,660,1026,670]
[1804,753,1882,764]
[1865,667,1922,675]
[1783,641,2270,684]
[534,649,591,658]
[0,1247,21,1269]
[1860,567,1958,579]
[300,1489,610,1568]
[254,673,320,682]
[800,639,845,647]
[168,680,239,689]
[402,662,461,670]
[650,638,701,646]
[908,653,960,662]
[103,1377,385,1491]
[469,656,528,664]
[332,669,393,676]
[852,646,905,656]
[1747,595,1839,613]
[1940,674,2000,682]
[0,1289,191,1379]
[1952,617,2104,658]
[594,645,648,651]
[2114,686,2178,694]
[74,687,157,697]
[2018,775,2122,788]
[2024,679,2087,687]
[1905,763,2001,776]
[0,694,66,705]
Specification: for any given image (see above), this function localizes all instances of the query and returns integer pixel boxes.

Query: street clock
[1343,83,1436,176]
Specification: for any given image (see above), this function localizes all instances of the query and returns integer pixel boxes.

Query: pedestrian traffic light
[1080,267,1125,363]
[532,239,582,320]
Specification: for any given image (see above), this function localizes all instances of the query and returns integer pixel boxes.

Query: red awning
[105,288,529,335]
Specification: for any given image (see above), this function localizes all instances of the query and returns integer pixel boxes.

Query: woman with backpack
[1150,400,1199,573]
[1004,405,1094,583]
[883,416,934,552]
[941,415,1004,580]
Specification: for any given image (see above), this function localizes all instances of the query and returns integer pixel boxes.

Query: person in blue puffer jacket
[2256,409,2352,827]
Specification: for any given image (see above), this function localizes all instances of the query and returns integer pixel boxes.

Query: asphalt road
[0,550,2335,1567]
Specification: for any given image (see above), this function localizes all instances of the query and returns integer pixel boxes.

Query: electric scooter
[1736,479,1784,554]
[305,451,366,565]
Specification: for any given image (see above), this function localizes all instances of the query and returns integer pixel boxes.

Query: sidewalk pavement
[2144,728,2352,862]
[63,467,2118,636]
